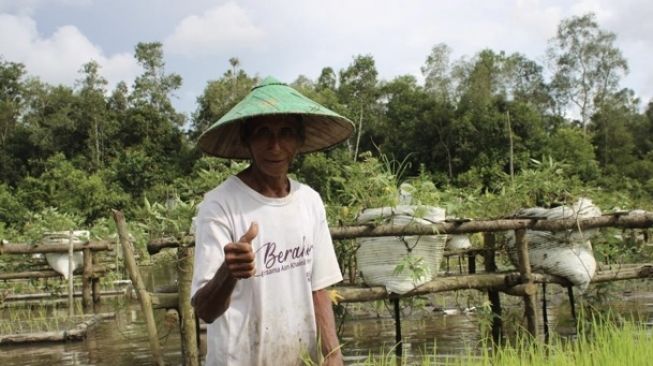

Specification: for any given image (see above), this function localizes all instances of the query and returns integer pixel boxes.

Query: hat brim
[197,112,355,159]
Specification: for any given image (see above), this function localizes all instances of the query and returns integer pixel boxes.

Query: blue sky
[1,0,652,119]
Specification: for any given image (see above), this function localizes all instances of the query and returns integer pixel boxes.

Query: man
[191,77,354,366]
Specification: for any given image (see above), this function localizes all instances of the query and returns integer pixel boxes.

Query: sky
[1,0,652,118]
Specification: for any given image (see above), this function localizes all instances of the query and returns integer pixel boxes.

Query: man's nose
[266,133,283,150]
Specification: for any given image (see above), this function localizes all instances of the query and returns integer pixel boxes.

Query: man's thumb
[239,222,258,244]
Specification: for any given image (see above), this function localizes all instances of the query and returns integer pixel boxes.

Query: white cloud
[0,0,90,15]
[0,13,138,91]
[164,1,265,57]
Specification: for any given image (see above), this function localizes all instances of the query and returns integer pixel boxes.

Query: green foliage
[16,153,129,222]
[546,126,599,180]
[393,255,428,283]
[333,152,399,219]
[134,195,197,239]
[0,16,651,274]
[0,183,27,226]
[21,207,84,243]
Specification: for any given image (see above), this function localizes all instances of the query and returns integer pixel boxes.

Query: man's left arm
[312,289,343,366]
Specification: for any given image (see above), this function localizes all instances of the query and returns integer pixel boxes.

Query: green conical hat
[198,76,355,159]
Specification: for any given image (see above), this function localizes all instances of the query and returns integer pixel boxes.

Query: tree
[0,59,26,145]
[291,75,314,91]
[316,67,337,91]
[590,90,638,173]
[547,13,628,130]
[20,82,85,163]
[502,53,552,114]
[15,153,128,222]
[338,55,380,159]
[75,60,111,170]
[545,126,599,180]
[191,64,258,139]
[448,50,549,180]
[421,43,453,103]
[130,42,184,128]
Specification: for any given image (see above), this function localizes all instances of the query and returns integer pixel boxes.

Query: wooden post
[542,283,550,344]
[82,247,93,308]
[178,246,199,366]
[515,228,538,338]
[567,286,577,324]
[68,230,74,318]
[483,233,502,345]
[467,251,476,274]
[112,210,165,366]
[92,253,101,303]
[392,297,402,364]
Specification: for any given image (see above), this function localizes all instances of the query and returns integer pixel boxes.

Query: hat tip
[255,76,285,89]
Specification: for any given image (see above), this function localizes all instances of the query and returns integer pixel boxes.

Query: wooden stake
[0,266,107,280]
[68,230,74,318]
[178,246,199,366]
[392,297,402,364]
[483,232,502,345]
[112,210,165,366]
[515,228,538,338]
[82,247,92,308]
[92,253,101,303]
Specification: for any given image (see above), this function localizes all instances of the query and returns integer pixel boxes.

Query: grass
[0,302,85,335]
[351,315,653,366]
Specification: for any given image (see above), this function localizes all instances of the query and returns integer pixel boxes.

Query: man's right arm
[191,262,239,323]
[192,222,258,323]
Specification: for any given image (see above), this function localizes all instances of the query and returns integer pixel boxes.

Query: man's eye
[253,127,273,139]
[279,128,297,139]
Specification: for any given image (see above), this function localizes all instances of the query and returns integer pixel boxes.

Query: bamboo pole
[0,266,106,280]
[151,292,181,309]
[514,229,538,337]
[92,253,101,303]
[329,213,653,239]
[112,210,165,366]
[4,289,126,302]
[0,241,112,255]
[82,247,93,308]
[139,264,653,310]
[146,211,653,253]
[178,246,199,366]
[68,230,74,318]
[483,233,502,344]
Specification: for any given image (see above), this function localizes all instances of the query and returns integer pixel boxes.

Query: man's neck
[237,166,290,198]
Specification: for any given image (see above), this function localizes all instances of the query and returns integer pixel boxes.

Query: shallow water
[2,265,652,366]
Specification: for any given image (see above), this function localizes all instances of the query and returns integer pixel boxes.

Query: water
[2,266,652,366]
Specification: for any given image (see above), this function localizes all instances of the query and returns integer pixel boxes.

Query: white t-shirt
[191,176,343,366]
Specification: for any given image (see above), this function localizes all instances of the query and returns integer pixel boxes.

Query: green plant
[134,195,197,240]
[393,254,428,283]
[22,207,84,243]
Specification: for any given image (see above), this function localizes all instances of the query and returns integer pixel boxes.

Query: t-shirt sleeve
[191,201,234,299]
[310,200,343,291]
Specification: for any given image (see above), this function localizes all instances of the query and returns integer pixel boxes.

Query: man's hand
[224,223,258,279]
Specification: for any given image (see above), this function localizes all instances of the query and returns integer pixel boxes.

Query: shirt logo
[255,236,313,277]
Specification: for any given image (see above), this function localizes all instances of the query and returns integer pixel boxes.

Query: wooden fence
[116,210,653,366]
[0,239,114,308]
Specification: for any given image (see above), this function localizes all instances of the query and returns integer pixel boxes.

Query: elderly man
[191,77,354,366]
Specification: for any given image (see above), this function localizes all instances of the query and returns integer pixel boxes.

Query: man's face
[246,116,303,178]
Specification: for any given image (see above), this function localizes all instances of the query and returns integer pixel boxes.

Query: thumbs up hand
[224,223,258,279]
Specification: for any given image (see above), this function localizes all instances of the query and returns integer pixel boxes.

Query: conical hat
[197,76,355,159]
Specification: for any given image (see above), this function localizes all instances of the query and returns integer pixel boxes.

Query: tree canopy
[0,13,651,234]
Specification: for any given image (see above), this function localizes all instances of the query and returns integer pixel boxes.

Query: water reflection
[1,264,652,366]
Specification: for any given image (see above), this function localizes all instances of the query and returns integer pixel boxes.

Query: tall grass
[0,302,85,335]
[353,316,652,366]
